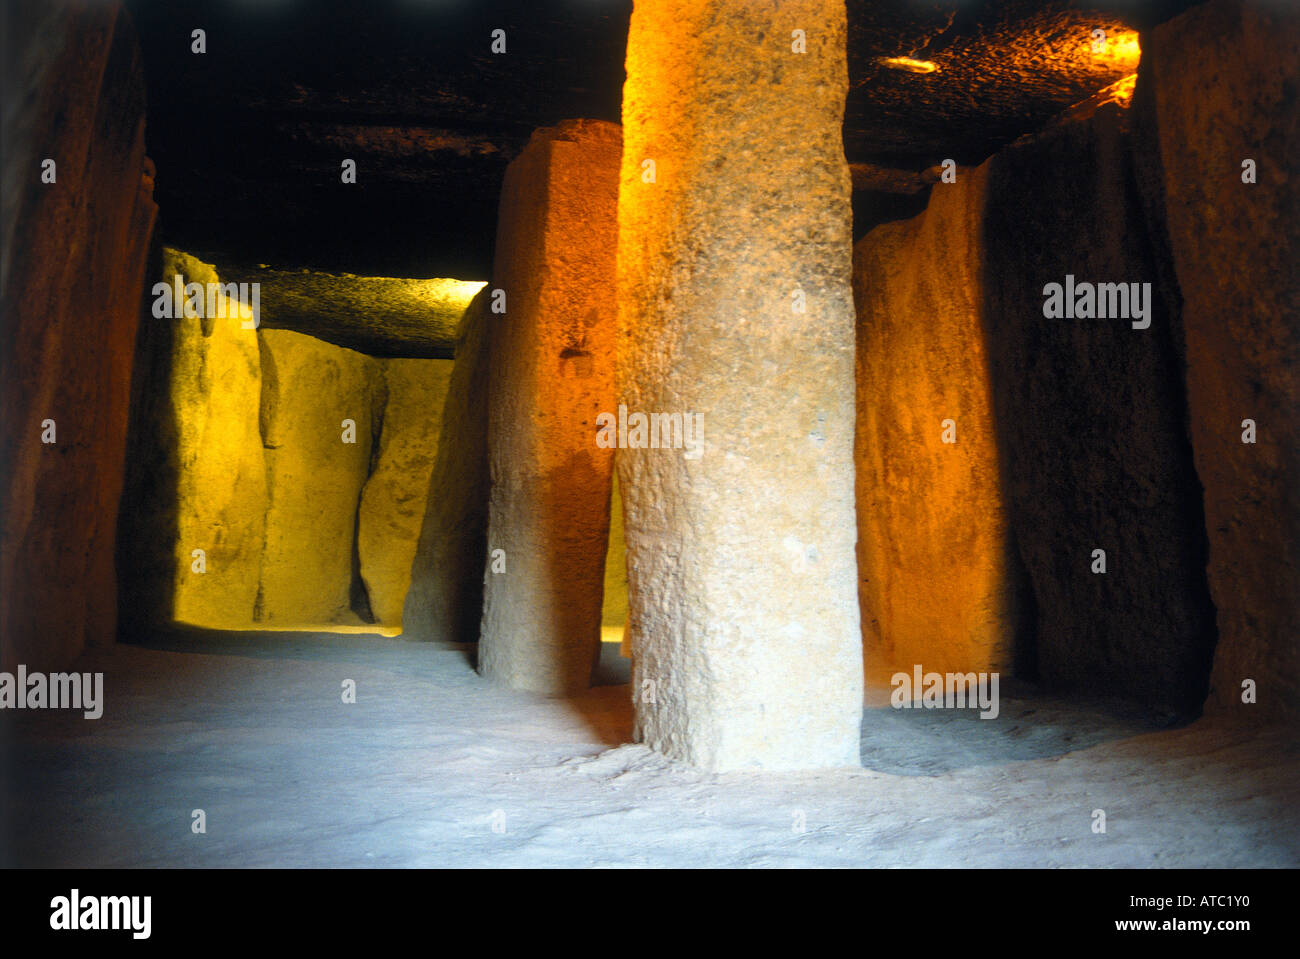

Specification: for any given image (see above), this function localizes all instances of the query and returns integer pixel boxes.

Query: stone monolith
[477,119,621,694]
[1133,0,1300,724]
[617,0,865,769]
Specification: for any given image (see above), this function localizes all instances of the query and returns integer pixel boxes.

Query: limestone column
[476,120,621,693]
[618,0,864,770]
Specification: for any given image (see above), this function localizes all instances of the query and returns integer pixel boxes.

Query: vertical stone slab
[357,357,454,627]
[403,290,491,644]
[124,249,267,629]
[853,166,1016,682]
[0,2,155,670]
[981,91,1216,715]
[1134,0,1300,724]
[477,119,621,694]
[618,0,864,770]
[255,329,380,625]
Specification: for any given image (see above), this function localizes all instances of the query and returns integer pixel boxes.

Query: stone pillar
[618,0,863,770]
[477,119,621,694]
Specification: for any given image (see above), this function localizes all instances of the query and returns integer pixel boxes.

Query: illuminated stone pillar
[618,0,863,770]
[477,120,621,693]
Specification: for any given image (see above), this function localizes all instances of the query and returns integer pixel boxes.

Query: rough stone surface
[255,329,381,625]
[127,0,1173,277]
[618,0,864,770]
[124,258,443,631]
[403,289,492,643]
[844,0,1146,170]
[0,1,156,671]
[214,266,480,358]
[122,249,268,630]
[477,119,621,694]
[358,358,454,627]
[853,166,1017,682]
[979,90,1216,715]
[1132,0,1300,725]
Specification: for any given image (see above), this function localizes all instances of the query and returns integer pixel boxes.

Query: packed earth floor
[4,631,1297,868]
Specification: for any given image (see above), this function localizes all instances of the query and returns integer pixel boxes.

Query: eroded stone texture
[1,1,156,670]
[358,358,454,627]
[213,266,479,358]
[125,258,445,631]
[122,249,267,629]
[1133,0,1300,724]
[853,166,1016,682]
[478,119,621,694]
[255,329,381,625]
[980,88,1216,715]
[402,289,491,643]
[618,0,864,770]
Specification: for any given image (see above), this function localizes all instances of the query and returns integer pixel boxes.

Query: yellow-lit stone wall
[123,250,457,631]
[255,328,381,625]
[358,358,455,626]
[163,249,268,629]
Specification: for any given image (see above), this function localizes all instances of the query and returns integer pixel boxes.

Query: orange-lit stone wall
[853,164,1016,684]
[854,78,1218,716]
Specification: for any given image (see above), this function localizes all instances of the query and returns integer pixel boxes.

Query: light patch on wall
[419,278,488,312]
[879,56,939,74]
[1092,30,1141,70]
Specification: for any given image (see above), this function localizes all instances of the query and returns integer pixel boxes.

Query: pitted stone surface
[853,166,1015,682]
[1133,0,1300,724]
[477,119,621,694]
[617,0,864,770]
[358,358,454,627]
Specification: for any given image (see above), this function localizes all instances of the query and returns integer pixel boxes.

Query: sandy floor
[3,630,1297,868]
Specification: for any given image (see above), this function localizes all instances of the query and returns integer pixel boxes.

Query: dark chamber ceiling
[128,0,1196,278]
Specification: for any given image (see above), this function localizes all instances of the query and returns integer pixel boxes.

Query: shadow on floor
[860,679,1184,775]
